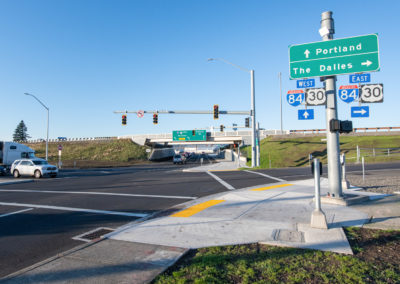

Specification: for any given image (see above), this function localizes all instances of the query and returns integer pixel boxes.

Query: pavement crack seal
[171,200,226,218]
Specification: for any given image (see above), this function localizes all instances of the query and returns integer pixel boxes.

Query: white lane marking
[0,189,196,200]
[244,170,286,182]
[206,171,235,190]
[0,202,147,218]
[0,208,33,218]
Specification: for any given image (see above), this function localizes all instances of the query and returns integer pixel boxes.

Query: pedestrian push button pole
[311,158,328,229]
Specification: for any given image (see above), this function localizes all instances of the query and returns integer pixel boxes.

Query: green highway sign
[172,130,207,141]
[289,34,379,79]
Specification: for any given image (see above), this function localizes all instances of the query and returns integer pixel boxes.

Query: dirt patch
[347,173,400,194]
[345,227,400,266]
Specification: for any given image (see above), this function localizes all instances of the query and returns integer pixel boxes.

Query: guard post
[311,158,328,229]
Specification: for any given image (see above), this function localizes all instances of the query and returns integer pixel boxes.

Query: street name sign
[351,106,369,118]
[296,79,315,88]
[305,88,326,106]
[298,109,314,120]
[339,85,359,103]
[287,90,304,107]
[172,130,207,141]
[360,83,383,103]
[349,73,370,83]
[289,34,380,79]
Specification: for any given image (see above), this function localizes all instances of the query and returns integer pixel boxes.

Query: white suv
[11,159,58,178]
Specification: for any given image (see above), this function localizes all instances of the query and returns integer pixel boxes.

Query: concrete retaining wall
[148,148,175,161]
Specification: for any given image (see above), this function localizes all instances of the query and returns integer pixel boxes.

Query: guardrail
[27,137,117,143]
[290,126,400,134]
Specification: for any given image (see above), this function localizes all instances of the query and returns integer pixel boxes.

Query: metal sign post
[58,144,63,169]
[320,11,343,199]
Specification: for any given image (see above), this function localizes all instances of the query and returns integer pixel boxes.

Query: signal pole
[320,11,343,198]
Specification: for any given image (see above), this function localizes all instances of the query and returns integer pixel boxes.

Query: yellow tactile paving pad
[171,200,226,217]
[251,183,293,191]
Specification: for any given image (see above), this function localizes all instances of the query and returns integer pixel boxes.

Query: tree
[13,120,31,142]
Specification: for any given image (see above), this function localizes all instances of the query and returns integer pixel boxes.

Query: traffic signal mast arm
[113,110,251,115]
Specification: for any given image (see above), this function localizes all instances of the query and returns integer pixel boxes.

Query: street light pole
[208,58,258,168]
[24,93,49,161]
[279,72,283,133]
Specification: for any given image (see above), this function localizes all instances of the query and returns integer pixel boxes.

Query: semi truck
[0,142,36,171]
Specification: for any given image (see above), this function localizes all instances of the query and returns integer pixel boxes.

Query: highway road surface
[0,159,399,278]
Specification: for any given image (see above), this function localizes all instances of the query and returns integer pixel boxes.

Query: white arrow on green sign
[289,34,379,79]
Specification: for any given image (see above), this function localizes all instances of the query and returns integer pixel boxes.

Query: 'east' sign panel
[349,74,370,83]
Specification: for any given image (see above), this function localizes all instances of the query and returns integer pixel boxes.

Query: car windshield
[33,160,48,165]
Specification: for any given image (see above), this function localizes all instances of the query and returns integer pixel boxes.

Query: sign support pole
[321,11,343,198]
[250,70,257,168]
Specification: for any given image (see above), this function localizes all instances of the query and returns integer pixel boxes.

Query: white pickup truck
[0,142,36,172]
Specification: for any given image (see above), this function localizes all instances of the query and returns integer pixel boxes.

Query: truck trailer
[0,142,36,170]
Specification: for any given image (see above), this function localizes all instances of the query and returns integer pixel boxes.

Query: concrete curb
[0,179,34,186]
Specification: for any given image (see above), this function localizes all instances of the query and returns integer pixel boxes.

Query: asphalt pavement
[0,160,399,283]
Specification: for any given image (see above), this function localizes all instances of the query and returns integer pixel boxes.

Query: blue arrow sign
[296,79,315,88]
[351,106,369,118]
[349,74,371,84]
[298,109,314,120]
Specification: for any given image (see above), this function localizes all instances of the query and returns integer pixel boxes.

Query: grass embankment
[26,139,148,168]
[154,227,400,284]
[242,135,400,168]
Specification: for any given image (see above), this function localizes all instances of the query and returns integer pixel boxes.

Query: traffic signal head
[122,115,127,125]
[192,130,195,136]
[213,105,219,119]
[245,117,250,128]
[153,113,158,124]
[220,125,224,132]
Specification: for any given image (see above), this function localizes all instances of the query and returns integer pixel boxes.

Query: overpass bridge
[119,129,288,146]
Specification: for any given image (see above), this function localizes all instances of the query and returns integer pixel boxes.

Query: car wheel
[13,170,20,178]
[34,170,42,179]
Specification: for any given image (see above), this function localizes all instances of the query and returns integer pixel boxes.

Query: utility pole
[320,11,343,198]
[279,72,283,133]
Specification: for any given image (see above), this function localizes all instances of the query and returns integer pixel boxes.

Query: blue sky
[0,0,398,141]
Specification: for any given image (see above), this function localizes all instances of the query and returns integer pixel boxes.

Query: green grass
[242,135,400,168]
[26,139,148,166]
[153,239,399,284]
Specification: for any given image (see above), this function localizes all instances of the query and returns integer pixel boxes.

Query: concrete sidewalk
[2,177,397,284]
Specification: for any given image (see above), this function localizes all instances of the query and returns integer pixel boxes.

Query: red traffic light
[213,105,219,119]
[122,115,127,125]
